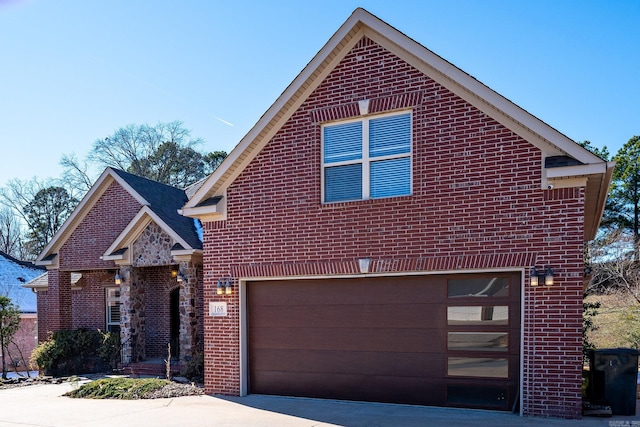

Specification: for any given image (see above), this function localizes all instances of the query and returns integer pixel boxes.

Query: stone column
[119,266,146,363]
[178,261,199,362]
[119,266,133,364]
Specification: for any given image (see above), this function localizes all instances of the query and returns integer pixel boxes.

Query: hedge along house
[31,168,204,367]
[181,9,614,419]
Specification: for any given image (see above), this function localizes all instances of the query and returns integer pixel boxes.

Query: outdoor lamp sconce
[171,267,179,279]
[114,269,128,285]
[177,271,187,284]
[217,277,233,295]
[530,266,554,287]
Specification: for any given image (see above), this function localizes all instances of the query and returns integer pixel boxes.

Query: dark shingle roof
[110,168,202,250]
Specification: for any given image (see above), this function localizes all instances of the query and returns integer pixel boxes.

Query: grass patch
[585,292,640,349]
[65,377,170,399]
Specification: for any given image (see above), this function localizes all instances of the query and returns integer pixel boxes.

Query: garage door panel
[251,371,447,406]
[250,277,447,307]
[250,303,447,329]
[249,326,446,353]
[251,348,448,378]
[248,273,520,410]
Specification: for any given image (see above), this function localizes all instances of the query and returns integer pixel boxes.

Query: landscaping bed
[0,375,204,399]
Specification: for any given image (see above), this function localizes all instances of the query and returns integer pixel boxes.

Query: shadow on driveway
[217,394,637,427]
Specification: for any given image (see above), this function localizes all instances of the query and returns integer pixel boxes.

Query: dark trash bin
[588,348,640,416]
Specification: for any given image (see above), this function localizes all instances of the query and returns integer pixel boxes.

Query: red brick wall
[36,291,49,343]
[71,270,114,331]
[0,314,38,372]
[58,179,142,271]
[42,180,142,338]
[140,267,173,358]
[201,37,584,418]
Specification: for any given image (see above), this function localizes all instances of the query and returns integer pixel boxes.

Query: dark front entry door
[170,288,180,358]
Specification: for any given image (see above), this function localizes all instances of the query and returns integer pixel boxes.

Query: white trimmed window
[322,111,412,203]
[106,288,121,333]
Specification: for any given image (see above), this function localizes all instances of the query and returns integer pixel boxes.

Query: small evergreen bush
[65,377,170,399]
[180,351,204,383]
[31,329,120,376]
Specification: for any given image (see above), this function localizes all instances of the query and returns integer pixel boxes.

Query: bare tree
[62,120,225,191]
[585,229,640,302]
[0,208,24,258]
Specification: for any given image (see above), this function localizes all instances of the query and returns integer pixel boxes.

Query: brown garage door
[248,273,520,410]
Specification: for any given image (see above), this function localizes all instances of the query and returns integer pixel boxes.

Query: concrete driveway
[0,382,638,427]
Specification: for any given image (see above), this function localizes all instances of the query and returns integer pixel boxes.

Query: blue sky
[0,0,637,188]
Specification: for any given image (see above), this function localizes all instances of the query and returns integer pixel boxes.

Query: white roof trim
[546,162,613,179]
[101,206,194,262]
[184,7,609,215]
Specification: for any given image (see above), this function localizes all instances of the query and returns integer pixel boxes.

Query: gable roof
[0,251,45,313]
[36,167,201,267]
[182,7,613,240]
[109,169,201,250]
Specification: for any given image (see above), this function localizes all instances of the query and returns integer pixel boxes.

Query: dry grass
[585,291,640,349]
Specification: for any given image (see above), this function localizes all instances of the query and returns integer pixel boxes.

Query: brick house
[31,168,204,366]
[0,251,44,372]
[181,9,613,418]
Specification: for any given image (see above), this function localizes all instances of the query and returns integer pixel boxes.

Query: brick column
[46,269,72,332]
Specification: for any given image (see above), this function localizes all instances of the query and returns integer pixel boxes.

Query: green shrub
[31,329,120,376]
[180,351,204,383]
[65,377,170,399]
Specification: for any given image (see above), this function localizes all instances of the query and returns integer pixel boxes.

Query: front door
[170,288,180,358]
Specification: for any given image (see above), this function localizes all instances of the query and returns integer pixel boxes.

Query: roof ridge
[0,250,45,271]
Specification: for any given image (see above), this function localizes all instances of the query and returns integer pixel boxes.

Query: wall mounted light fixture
[530,266,554,287]
[177,271,187,283]
[171,267,179,279]
[114,269,128,285]
[217,277,233,295]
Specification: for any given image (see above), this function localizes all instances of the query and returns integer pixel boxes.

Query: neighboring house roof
[23,271,83,292]
[0,251,45,313]
[181,7,613,241]
[36,167,202,268]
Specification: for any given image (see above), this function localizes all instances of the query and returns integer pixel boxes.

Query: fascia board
[545,163,611,179]
[185,16,366,209]
[36,169,113,263]
[171,249,203,263]
[184,7,604,214]
[359,15,602,165]
[35,257,58,268]
[36,167,150,263]
[101,207,152,261]
[102,206,194,261]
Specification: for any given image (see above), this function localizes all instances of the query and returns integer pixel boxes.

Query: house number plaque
[209,301,228,317]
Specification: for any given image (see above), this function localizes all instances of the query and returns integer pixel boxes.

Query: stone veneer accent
[120,223,202,363]
[132,223,173,267]
[119,266,146,363]
[177,261,200,361]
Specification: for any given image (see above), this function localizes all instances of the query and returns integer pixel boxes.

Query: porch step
[123,360,183,378]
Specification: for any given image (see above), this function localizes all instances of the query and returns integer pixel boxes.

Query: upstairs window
[322,111,411,203]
